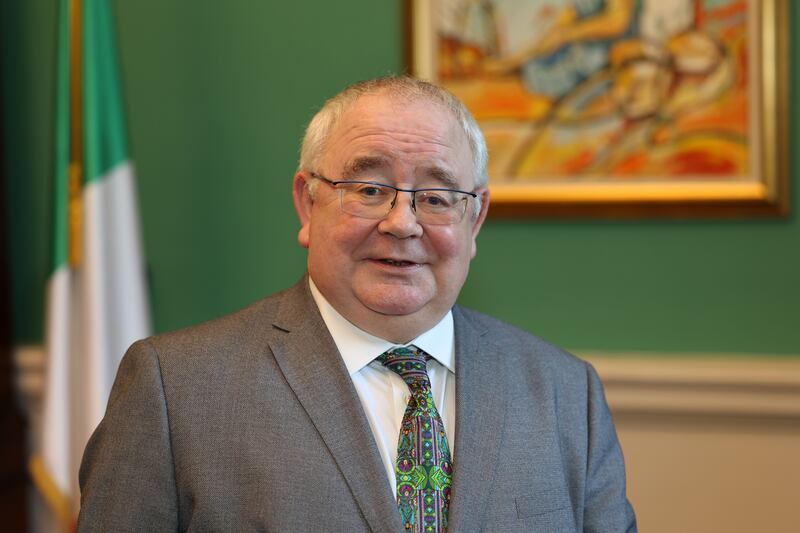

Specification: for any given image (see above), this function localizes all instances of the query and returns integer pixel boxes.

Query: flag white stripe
[42,267,74,496]
[83,161,151,426]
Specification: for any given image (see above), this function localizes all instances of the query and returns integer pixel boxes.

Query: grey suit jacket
[78,278,636,532]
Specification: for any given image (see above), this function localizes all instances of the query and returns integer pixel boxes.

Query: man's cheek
[432,228,469,256]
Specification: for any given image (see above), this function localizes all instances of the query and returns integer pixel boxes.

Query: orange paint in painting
[446,77,551,121]
[677,94,748,136]
[615,153,649,175]
[669,151,738,176]
[562,149,595,174]
[697,0,747,27]
[438,38,485,77]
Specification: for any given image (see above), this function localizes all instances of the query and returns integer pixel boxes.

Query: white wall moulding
[14,345,45,421]
[581,353,800,419]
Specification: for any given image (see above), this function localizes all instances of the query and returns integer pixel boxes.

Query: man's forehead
[325,94,471,184]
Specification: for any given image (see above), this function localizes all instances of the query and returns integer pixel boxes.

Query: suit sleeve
[583,362,638,533]
[77,339,179,532]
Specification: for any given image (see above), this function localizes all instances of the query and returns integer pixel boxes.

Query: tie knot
[377,346,431,382]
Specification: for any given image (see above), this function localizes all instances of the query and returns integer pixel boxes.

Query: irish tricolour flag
[30,0,152,529]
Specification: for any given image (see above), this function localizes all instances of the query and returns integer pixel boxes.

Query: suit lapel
[447,306,507,532]
[268,280,402,533]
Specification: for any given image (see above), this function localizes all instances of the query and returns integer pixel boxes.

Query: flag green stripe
[52,0,71,273]
[83,0,100,182]
[84,0,128,183]
[97,0,128,165]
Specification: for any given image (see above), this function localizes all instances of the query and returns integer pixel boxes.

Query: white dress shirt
[308,279,456,496]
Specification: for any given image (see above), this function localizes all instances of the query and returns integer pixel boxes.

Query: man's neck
[307,277,449,344]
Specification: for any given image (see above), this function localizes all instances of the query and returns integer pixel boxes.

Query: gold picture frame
[407,0,790,218]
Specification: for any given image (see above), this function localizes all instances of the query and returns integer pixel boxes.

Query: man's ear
[470,187,490,259]
[292,172,313,249]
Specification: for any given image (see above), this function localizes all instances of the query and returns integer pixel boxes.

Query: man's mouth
[377,258,417,267]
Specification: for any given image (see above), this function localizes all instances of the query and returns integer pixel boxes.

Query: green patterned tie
[378,346,453,532]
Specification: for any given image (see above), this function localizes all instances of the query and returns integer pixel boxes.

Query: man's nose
[378,191,423,238]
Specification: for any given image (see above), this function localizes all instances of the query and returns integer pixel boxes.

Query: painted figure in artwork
[437,0,748,182]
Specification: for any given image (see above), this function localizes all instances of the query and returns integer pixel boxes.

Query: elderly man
[78,76,636,532]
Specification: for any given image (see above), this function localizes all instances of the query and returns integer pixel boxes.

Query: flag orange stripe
[68,0,83,267]
[30,455,74,533]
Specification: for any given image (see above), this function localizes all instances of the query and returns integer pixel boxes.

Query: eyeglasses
[310,172,477,225]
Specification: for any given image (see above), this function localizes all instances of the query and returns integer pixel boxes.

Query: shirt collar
[308,277,455,376]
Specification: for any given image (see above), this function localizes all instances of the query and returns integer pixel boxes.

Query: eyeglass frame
[308,172,479,224]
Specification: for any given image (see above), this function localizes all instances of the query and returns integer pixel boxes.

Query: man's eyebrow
[419,167,460,189]
[342,156,390,179]
[342,158,463,189]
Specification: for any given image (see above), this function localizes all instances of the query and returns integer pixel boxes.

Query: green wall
[3,1,799,355]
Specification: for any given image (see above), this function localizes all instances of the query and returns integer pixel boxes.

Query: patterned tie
[378,346,453,532]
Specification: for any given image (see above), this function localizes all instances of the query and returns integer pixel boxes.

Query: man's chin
[357,288,432,318]
[364,299,427,317]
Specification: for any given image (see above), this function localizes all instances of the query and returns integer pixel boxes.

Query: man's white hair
[297,76,488,216]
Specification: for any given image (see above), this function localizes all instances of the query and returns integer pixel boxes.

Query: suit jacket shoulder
[454,304,585,368]
[146,282,291,358]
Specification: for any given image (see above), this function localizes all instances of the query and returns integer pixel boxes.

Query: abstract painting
[409,0,789,216]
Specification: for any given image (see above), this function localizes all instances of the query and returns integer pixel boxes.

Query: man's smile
[378,258,416,267]
[369,257,425,269]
